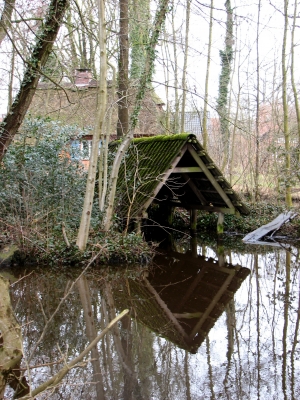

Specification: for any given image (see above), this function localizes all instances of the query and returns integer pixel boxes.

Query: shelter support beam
[217,212,224,235]
[190,270,235,337]
[217,239,225,267]
[134,218,142,235]
[168,203,237,215]
[188,145,235,211]
[190,209,197,233]
[140,145,188,215]
[182,173,208,205]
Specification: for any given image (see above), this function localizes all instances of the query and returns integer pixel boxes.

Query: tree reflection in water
[1,240,300,399]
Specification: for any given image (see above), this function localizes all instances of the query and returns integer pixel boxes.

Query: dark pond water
[1,236,300,399]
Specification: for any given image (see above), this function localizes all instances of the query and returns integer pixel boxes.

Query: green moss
[131,133,193,143]
[110,133,193,146]
[108,133,249,220]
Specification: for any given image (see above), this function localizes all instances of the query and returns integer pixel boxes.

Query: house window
[70,139,92,160]
[82,140,92,159]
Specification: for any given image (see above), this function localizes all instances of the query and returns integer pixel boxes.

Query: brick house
[29,68,165,136]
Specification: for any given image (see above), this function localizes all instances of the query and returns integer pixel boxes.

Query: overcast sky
[1,0,299,117]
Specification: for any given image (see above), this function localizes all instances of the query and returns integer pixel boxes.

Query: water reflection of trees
[3,246,300,399]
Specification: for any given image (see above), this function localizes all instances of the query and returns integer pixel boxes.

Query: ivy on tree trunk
[216,0,233,169]
[0,0,70,161]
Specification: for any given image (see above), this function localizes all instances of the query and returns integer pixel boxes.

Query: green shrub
[0,117,90,252]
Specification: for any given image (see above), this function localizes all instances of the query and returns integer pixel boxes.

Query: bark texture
[117,0,129,138]
[0,275,24,398]
[0,0,16,45]
[0,0,70,161]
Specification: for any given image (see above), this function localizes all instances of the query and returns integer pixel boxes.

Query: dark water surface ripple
[2,238,300,399]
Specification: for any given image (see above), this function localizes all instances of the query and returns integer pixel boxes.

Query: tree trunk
[254,0,261,201]
[282,0,292,207]
[0,0,16,45]
[202,0,214,150]
[0,275,28,398]
[77,276,105,400]
[117,0,129,138]
[76,0,107,250]
[102,0,170,231]
[172,1,180,133]
[129,0,150,80]
[180,0,191,133]
[99,62,116,211]
[290,1,300,156]
[0,0,69,161]
[216,0,233,169]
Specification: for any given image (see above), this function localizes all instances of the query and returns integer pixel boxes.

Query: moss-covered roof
[108,133,249,219]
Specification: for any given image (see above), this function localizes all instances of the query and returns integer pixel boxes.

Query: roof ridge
[110,133,196,146]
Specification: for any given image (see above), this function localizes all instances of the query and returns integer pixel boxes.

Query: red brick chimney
[74,68,93,86]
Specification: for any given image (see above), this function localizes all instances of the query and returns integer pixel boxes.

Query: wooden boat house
[109,133,249,232]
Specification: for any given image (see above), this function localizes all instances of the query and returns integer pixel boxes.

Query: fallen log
[242,211,298,244]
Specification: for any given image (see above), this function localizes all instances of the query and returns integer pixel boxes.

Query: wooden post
[217,212,225,266]
[190,209,197,233]
[217,212,224,236]
[135,218,141,235]
[217,241,225,267]
[190,235,198,258]
[167,204,174,226]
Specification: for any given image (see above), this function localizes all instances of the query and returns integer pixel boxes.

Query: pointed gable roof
[109,133,249,219]
[111,250,250,353]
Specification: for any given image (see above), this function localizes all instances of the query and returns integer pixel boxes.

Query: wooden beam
[181,173,208,205]
[169,203,237,215]
[190,269,236,338]
[188,145,235,210]
[190,209,197,232]
[139,145,188,215]
[197,188,234,195]
[143,278,190,341]
[217,212,224,235]
[176,266,209,312]
[134,218,142,235]
[173,166,202,173]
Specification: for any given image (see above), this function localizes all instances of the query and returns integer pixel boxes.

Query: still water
[2,237,300,399]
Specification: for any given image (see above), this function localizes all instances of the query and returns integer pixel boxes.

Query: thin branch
[19,309,129,399]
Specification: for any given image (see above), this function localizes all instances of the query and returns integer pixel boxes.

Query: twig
[62,222,70,247]
[26,248,106,364]
[19,309,129,399]
[10,272,34,287]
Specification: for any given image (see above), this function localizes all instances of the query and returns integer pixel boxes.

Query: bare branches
[0,0,70,161]
[19,309,129,400]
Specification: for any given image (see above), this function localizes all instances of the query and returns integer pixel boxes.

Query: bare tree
[216,0,234,170]
[0,0,16,45]
[117,0,129,138]
[76,0,107,250]
[0,0,70,161]
[282,0,292,207]
[102,0,170,231]
[202,0,213,150]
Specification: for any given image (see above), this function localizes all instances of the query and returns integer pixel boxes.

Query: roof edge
[110,133,196,146]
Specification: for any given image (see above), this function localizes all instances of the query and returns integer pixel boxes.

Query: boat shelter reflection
[112,251,250,353]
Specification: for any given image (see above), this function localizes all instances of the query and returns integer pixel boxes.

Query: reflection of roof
[109,133,249,219]
[112,251,250,353]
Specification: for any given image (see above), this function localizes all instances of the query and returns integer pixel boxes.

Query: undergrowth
[173,202,300,237]
[0,118,154,267]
